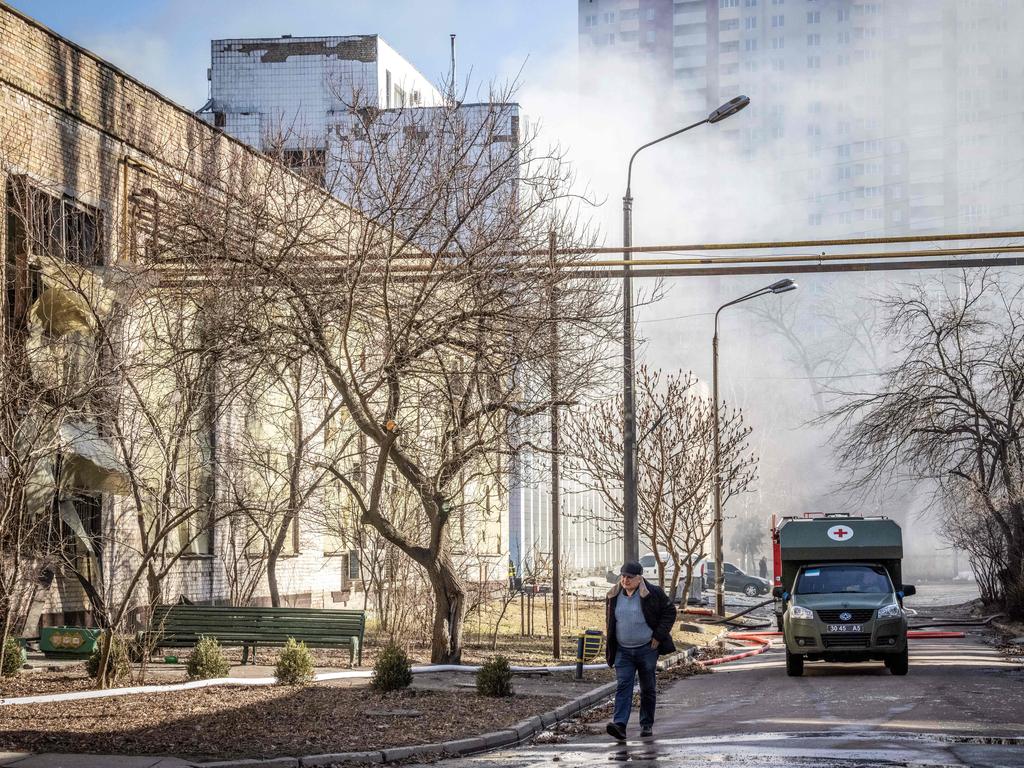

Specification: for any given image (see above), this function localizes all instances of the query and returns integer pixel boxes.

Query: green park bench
[142,604,365,665]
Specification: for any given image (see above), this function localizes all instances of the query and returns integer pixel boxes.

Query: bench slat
[143,604,365,665]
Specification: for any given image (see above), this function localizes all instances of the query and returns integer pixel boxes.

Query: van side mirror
[772,586,784,599]
[902,584,916,597]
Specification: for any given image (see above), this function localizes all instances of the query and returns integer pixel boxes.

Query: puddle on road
[427,730,1024,768]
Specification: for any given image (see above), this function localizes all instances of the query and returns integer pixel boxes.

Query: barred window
[4,177,102,332]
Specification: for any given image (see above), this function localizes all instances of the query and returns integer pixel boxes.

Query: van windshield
[794,564,893,595]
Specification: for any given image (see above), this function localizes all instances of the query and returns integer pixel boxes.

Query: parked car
[640,553,705,602]
[701,561,771,597]
[639,552,674,582]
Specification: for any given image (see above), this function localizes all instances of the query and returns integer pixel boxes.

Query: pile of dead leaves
[658,660,712,683]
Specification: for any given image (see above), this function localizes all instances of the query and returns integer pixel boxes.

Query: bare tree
[0,325,74,672]
[746,276,888,418]
[826,270,1024,617]
[227,347,357,606]
[219,510,267,606]
[0,138,110,667]
[941,480,1006,605]
[156,88,618,663]
[566,366,758,599]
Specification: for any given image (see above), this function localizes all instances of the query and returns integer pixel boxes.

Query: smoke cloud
[507,1,1024,579]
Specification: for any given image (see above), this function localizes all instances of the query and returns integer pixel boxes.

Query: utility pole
[549,230,561,659]
[712,278,797,617]
[619,98,750,563]
[622,190,637,563]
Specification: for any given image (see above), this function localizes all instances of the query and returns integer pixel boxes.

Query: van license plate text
[826,624,862,632]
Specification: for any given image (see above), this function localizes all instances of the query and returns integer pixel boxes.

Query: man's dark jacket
[605,579,677,667]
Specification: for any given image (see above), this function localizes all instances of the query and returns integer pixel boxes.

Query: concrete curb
[657,647,695,670]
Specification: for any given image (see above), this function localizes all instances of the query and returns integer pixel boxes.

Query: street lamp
[712,278,797,616]
[622,95,750,563]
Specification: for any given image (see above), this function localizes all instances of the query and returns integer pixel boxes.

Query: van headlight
[877,603,903,619]
[790,605,814,620]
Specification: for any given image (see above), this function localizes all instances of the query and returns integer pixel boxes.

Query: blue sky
[10,1,577,110]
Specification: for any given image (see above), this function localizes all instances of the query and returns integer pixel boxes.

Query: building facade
[0,5,384,630]
[203,35,442,154]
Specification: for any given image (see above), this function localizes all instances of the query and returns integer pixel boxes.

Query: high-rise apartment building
[579,0,1024,239]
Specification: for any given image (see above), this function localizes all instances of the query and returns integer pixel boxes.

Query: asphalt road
[434,628,1024,768]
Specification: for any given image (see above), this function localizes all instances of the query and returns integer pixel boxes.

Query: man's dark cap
[619,561,643,576]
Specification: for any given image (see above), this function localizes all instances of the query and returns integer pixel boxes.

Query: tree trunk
[426,553,465,663]
[667,555,682,601]
[146,564,162,610]
[680,564,694,606]
[1001,502,1024,618]
[95,626,114,689]
[267,550,281,607]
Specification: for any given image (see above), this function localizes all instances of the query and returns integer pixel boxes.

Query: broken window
[347,549,361,580]
[50,482,104,571]
[281,148,327,188]
[73,490,104,564]
[5,181,42,333]
[4,177,103,333]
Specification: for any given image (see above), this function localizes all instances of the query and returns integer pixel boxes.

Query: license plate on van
[826,624,862,632]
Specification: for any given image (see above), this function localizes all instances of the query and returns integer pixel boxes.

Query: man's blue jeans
[612,643,658,727]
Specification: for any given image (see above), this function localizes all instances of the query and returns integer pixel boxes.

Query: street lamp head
[768,278,798,294]
[708,95,751,124]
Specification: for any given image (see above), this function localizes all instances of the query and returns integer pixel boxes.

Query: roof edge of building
[0,1,366,219]
[211,33,379,45]
[1,0,211,119]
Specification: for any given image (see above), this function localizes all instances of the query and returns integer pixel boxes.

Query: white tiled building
[204,35,441,149]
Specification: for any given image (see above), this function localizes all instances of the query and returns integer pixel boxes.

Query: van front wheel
[888,648,909,676]
[785,649,804,677]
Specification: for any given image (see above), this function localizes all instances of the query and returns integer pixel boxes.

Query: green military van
[772,514,916,677]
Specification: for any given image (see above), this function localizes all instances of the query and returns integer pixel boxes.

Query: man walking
[759,555,768,579]
[605,561,677,741]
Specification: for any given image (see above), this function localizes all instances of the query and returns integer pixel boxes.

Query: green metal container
[39,626,101,658]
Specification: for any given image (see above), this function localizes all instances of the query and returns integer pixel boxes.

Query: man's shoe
[640,726,653,738]
[606,722,627,741]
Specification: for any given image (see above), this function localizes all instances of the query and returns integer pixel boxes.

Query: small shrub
[372,642,413,692]
[186,635,231,680]
[275,637,315,685]
[476,655,514,697]
[1,636,24,677]
[86,635,131,682]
